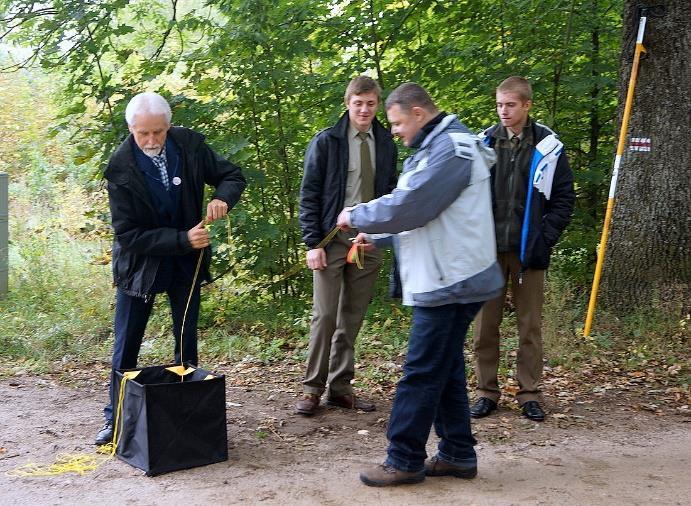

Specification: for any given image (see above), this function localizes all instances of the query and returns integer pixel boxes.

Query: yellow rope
[7,214,219,478]
[7,453,110,477]
[179,248,205,379]
[8,374,133,477]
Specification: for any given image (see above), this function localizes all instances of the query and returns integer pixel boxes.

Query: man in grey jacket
[337,83,503,487]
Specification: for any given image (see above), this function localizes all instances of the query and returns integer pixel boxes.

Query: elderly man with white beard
[94,92,246,446]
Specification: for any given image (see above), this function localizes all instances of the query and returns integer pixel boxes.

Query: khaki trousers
[303,230,381,397]
[473,251,544,404]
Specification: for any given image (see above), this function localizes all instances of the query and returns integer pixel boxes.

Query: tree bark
[601,0,691,311]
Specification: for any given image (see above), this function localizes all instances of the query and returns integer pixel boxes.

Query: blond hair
[497,76,533,102]
[344,76,382,105]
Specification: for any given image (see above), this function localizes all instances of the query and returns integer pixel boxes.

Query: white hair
[125,92,172,126]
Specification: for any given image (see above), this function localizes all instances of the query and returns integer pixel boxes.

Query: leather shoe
[326,394,375,412]
[94,421,113,446]
[360,463,425,487]
[470,397,497,418]
[295,394,320,416]
[521,400,545,421]
[424,455,477,479]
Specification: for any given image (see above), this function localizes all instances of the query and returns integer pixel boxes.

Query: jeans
[103,279,201,423]
[385,302,483,472]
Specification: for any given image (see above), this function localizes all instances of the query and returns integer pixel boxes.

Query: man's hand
[187,221,210,249]
[206,198,228,222]
[353,232,376,252]
[306,248,327,271]
[337,206,354,230]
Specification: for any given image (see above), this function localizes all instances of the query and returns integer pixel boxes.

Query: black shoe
[470,397,497,418]
[94,422,113,446]
[424,455,477,479]
[521,400,545,421]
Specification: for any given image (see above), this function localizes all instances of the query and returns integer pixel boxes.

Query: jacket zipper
[505,143,517,248]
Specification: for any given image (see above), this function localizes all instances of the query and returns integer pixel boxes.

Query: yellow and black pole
[583,13,649,337]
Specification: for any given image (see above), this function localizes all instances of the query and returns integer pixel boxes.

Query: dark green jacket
[481,120,575,270]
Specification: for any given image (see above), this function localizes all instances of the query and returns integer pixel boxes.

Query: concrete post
[0,172,7,298]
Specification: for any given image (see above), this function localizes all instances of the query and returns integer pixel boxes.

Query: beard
[142,145,162,157]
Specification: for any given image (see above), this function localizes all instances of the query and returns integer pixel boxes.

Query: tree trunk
[601,0,691,311]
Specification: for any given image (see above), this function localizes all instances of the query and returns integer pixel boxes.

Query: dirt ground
[1,361,689,506]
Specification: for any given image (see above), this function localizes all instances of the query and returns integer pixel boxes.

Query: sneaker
[359,463,425,487]
[425,454,477,479]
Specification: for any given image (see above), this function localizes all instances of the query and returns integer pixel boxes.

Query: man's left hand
[337,206,354,229]
[206,198,228,222]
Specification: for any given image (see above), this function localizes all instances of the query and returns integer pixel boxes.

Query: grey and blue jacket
[350,114,504,307]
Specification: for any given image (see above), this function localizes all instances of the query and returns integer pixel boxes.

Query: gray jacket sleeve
[350,134,471,234]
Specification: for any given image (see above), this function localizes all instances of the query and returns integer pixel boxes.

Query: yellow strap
[315,226,340,249]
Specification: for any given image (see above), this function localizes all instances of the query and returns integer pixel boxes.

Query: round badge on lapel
[172,176,182,186]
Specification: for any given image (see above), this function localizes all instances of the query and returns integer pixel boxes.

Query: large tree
[602,0,690,311]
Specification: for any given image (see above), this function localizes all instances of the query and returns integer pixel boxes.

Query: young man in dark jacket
[95,92,246,445]
[471,77,575,422]
[296,76,398,416]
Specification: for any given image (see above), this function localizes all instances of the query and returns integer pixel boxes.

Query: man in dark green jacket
[95,92,245,445]
[471,77,575,422]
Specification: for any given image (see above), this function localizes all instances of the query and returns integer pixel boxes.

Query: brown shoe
[424,454,477,479]
[295,393,320,415]
[359,463,425,487]
[326,394,375,412]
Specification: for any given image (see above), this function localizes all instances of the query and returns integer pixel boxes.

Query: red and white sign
[629,137,651,152]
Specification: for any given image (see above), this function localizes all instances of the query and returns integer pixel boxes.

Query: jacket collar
[330,111,392,142]
[105,126,203,183]
[410,112,447,148]
[418,114,458,150]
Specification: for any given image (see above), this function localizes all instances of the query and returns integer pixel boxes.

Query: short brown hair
[344,76,382,105]
[385,82,437,113]
[497,76,533,102]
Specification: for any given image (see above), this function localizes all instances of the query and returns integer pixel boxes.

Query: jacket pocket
[429,238,447,282]
[526,231,551,270]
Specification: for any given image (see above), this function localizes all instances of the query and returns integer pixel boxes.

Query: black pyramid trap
[112,364,228,476]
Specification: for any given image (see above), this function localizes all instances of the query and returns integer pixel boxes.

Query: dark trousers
[103,280,201,423]
[386,302,483,473]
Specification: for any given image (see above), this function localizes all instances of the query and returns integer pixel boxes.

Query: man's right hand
[187,221,210,249]
[306,248,327,271]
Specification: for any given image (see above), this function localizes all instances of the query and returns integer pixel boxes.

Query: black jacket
[484,121,575,270]
[104,126,246,297]
[299,112,398,249]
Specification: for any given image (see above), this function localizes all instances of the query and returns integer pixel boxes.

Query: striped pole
[583,15,648,337]
[0,172,7,298]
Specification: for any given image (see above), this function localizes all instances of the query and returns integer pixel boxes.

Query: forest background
[0,0,687,390]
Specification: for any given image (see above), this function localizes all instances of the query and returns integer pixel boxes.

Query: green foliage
[1,0,624,293]
[7,0,681,383]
